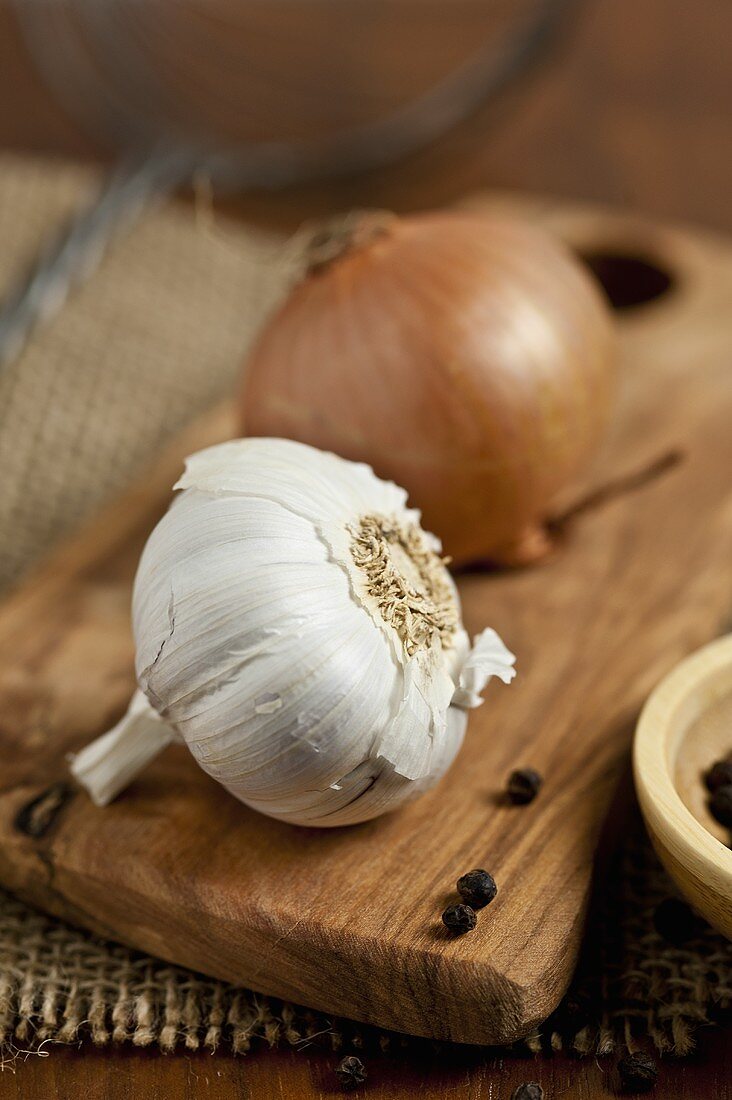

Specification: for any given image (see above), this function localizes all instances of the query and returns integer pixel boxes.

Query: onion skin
[241,211,616,565]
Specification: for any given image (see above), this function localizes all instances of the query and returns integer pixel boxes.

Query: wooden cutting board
[2,196,732,1047]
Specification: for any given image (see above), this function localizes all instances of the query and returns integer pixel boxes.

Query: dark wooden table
[3,1029,730,1098]
[2,1,731,1096]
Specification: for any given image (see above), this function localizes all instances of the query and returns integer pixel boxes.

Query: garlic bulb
[71,438,515,827]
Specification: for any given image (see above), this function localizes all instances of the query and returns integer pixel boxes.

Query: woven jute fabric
[0,154,730,1062]
[0,154,286,590]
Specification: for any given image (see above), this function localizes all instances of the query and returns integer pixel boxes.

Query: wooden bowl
[634,635,732,938]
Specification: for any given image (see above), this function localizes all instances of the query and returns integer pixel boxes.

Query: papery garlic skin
[72,438,515,826]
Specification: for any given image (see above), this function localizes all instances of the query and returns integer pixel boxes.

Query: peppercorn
[652,897,699,945]
[617,1051,658,1093]
[709,784,732,828]
[335,1055,367,1089]
[506,767,543,805]
[442,903,477,934]
[457,869,497,910]
[704,759,732,792]
[511,1084,544,1100]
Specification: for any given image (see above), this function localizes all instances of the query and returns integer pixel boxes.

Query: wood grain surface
[2,1028,731,1100]
[1,196,732,1050]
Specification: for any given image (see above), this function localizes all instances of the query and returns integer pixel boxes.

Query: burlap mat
[0,154,285,589]
[0,154,730,1061]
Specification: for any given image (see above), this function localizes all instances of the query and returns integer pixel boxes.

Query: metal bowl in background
[11,0,576,185]
[0,0,578,370]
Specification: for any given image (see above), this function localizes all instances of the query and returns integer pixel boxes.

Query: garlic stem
[69,689,175,806]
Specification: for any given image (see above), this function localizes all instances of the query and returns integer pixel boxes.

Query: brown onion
[241,209,616,565]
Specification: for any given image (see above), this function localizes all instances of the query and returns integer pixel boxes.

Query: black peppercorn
[456,869,497,909]
[704,759,732,792]
[617,1051,658,1093]
[441,903,477,934]
[506,767,543,805]
[709,784,732,828]
[652,897,699,945]
[511,1084,544,1100]
[335,1055,367,1089]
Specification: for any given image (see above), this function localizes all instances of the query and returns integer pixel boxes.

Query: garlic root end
[69,689,175,806]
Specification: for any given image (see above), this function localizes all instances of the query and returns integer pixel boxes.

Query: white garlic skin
[129,439,515,827]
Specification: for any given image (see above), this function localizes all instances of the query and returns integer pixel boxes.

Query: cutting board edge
[0,800,587,1047]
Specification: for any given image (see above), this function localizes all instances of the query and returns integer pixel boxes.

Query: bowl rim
[634,634,732,891]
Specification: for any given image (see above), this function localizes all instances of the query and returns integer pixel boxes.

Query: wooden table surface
[2,1,732,1096]
[1,1029,730,1098]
